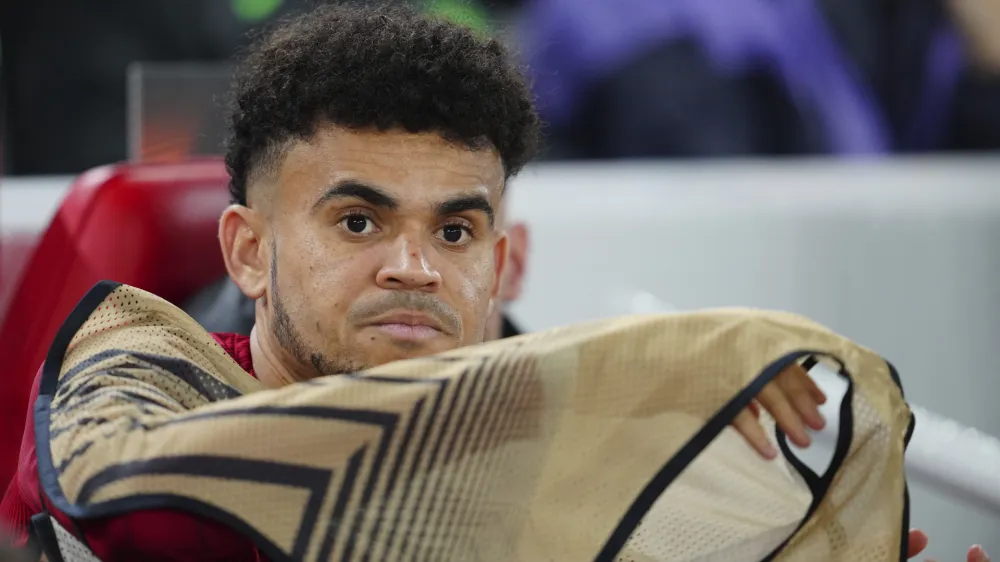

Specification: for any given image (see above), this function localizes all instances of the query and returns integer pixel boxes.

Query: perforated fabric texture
[36,282,912,562]
[51,517,101,562]
[614,418,810,562]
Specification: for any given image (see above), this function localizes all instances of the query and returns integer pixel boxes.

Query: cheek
[290,232,369,322]
[454,254,498,314]
[308,257,363,308]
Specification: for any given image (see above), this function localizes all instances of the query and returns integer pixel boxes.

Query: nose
[375,234,442,292]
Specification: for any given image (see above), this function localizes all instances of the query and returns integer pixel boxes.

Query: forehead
[272,125,505,209]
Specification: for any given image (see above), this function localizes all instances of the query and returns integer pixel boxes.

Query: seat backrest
[0,232,43,321]
[0,159,231,488]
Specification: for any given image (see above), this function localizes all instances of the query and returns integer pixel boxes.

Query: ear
[219,204,269,300]
[486,230,510,318]
[500,222,529,302]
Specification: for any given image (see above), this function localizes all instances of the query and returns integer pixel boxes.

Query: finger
[969,545,991,562]
[758,382,811,447]
[799,366,828,404]
[748,401,761,419]
[732,408,777,459]
[907,529,929,558]
[777,364,826,431]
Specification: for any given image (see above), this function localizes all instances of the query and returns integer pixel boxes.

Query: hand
[908,528,991,561]
[731,362,827,459]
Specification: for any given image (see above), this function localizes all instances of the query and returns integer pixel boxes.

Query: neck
[249,325,313,389]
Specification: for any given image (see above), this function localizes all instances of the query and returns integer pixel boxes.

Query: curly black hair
[225,2,540,206]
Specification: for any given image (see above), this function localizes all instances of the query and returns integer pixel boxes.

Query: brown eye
[436,224,471,245]
[340,214,377,235]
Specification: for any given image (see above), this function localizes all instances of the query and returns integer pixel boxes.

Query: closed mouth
[365,311,447,340]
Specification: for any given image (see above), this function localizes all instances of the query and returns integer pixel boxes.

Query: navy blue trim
[593,350,820,562]
[770,356,831,494]
[593,350,914,562]
[886,359,906,398]
[889,360,916,562]
[761,358,855,561]
[763,357,912,561]
[39,281,121,397]
[36,281,121,509]
[29,513,65,562]
[776,432,821,492]
[31,281,121,561]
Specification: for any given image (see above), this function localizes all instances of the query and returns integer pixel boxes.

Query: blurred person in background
[0,0,514,175]
[0,0,307,175]
[520,0,1000,159]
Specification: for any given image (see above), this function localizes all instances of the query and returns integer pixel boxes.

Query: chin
[360,333,454,365]
[366,347,432,369]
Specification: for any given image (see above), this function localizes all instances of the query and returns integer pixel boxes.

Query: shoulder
[41,281,258,399]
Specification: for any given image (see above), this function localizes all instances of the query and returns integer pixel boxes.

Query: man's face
[235,126,507,377]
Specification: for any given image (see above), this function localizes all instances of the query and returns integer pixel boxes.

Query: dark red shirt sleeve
[2,335,265,561]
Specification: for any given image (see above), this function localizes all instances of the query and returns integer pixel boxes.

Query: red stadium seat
[0,159,231,488]
[0,231,43,321]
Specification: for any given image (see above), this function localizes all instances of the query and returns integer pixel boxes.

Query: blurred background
[2,0,999,559]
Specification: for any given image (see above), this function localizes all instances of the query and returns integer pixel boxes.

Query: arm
[2,369,262,562]
[37,282,903,561]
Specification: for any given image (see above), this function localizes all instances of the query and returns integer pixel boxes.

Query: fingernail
[764,443,778,459]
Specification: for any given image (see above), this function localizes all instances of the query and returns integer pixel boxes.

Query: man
[0,0,311,174]
[0,4,982,561]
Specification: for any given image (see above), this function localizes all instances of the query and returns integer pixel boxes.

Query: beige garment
[38,282,912,562]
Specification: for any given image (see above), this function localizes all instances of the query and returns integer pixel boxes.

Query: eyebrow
[311,181,399,212]
[312,180,495,226]
[437,195,495,228]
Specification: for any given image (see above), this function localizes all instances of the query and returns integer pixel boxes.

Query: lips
[366,311,446,342]
[371,323,442,341]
